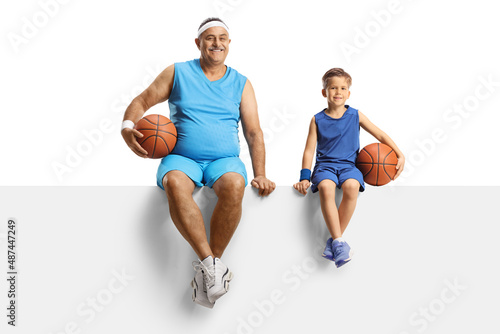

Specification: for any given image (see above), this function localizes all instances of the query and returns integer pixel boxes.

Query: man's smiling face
[196,26,230,65]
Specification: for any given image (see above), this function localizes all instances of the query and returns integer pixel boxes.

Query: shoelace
[333,245,344,256]
[192,260,215,288]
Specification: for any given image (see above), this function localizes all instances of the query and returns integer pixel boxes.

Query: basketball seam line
[157,135,170,155]
[151,115,159,158]
[135,129,177,137]
[382,149,395,180]
[357,162,397,166]
[143,117,172,127]
[360,148,374,176]
[376,144,380,185]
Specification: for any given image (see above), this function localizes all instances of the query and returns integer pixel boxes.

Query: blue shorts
[311,163,365,193]
[156,154,248,190]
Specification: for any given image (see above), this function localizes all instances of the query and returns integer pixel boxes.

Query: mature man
[121,18,275,308]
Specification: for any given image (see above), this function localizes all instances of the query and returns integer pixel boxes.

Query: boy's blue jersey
[315,106,360,165]
[167,59,247,161]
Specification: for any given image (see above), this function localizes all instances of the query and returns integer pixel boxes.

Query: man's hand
[293,180,310,195]
[121,128,148,158]
[251,176,276,197]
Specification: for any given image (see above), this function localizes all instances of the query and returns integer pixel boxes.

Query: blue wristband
[300,169,311,181]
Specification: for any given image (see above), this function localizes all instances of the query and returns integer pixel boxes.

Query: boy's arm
[301,116,317,170]
[293,116,317,195]
[359,111,405,179]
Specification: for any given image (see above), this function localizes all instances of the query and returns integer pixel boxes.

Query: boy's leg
[317,179,342,240]
[338,178,360,233]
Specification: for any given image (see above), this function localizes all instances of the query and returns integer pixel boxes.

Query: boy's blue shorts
[311,163,365,193]
[156,154,248,190]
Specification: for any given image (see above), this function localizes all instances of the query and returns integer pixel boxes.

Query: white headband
[197,21,230,38]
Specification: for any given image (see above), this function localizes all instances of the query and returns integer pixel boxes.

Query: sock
[333,237,345,243]
[201,255,214,267]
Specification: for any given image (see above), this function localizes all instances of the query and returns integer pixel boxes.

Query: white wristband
[121,120,135,131]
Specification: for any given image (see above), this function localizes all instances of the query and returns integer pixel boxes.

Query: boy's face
[322,76,350,107]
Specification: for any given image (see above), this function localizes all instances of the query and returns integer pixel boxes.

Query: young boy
[293,68,405,268]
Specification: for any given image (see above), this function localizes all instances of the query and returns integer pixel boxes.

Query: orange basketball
[134,114,177,159]
[356,143,397,186]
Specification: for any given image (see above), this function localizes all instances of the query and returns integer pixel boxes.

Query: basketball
[356,143,398,186]
[134,114,177,159]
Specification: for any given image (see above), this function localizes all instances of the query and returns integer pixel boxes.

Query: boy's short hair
[322,68,352,89]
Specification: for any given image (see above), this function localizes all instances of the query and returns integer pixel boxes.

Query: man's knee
[214,173,245,200]
[163,171,194,198]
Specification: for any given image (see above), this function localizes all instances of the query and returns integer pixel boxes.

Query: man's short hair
[198,17,228,30]
[322,68,352,89]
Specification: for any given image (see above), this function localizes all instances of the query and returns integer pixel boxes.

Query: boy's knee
[342,179,360,196]
[318,179,336,193]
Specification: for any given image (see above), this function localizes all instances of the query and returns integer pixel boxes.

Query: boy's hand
[393,155,405,180]
[293,180,310,195]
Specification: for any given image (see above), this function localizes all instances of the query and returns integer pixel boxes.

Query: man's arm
[240,79,276,196]
[122,64,175,158]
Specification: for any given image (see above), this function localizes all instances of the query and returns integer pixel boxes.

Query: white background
[1,0,499,186]
[2,186,498,334]
[1,1,500,333]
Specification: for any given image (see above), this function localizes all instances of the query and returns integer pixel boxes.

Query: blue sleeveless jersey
[315,106,360,165]
[167,59,247,161]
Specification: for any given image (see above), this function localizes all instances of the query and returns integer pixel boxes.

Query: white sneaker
[206,257,234,303]
[191,257,215,308]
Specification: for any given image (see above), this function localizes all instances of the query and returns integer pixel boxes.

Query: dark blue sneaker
[332,239,353,268]
[322,238,334,261]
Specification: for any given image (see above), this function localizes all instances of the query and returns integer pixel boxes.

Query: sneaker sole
[322,253,334,261]
[207,270,234,303]
[335,250,354,268]
[191,279,214,309]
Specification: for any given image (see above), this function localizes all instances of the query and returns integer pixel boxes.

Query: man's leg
[163,170,213,260]
[209,172,246,258]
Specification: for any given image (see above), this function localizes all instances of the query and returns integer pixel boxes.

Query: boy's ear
[322,89,327,97]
